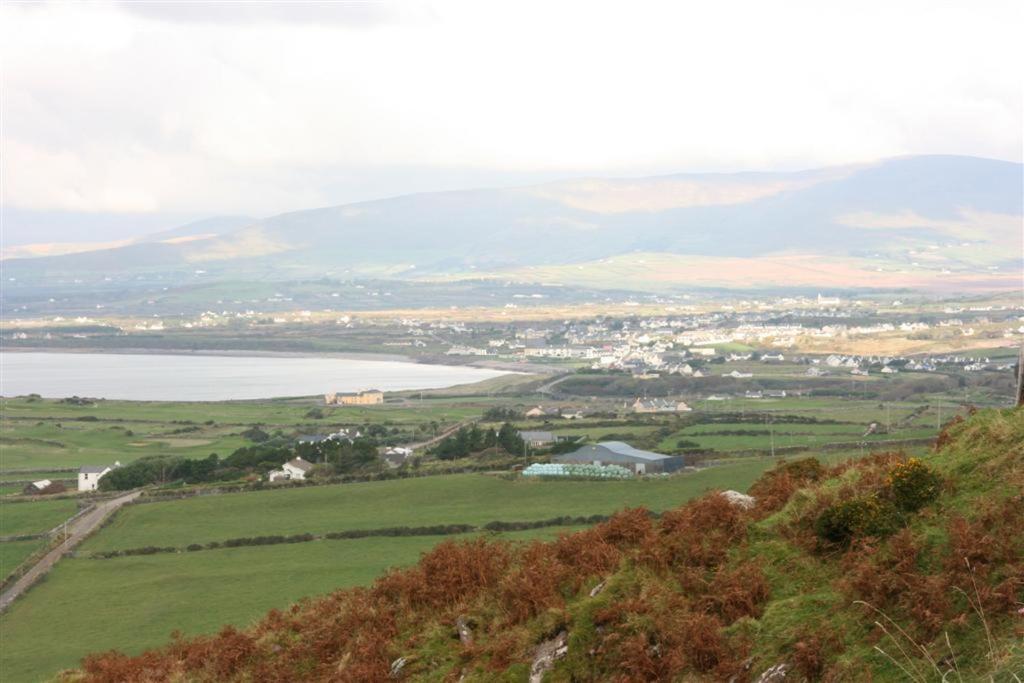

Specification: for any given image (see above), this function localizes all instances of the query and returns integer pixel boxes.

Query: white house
[525,406,561,419]
[268,457,315,482]
[78,463,119,492]
[631,398,692,414]
[382,446,414,468]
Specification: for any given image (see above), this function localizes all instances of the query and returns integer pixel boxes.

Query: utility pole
[1016,343,1024,408]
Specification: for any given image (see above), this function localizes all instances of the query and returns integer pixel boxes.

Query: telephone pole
[1015,344,1024,408]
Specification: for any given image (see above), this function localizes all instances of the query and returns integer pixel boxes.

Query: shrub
[789,625,843,680]
[240,425,270,443]
[814,495,901,546]
[748,457,825,516]
[886,458,941,512]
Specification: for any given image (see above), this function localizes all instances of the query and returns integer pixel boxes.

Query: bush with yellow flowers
[886,457,942,512]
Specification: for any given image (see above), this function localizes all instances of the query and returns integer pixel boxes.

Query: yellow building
[325,389,384,406]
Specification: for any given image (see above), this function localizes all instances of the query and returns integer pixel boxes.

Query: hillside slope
[63,407,1023,681]
[7,156,1021,293]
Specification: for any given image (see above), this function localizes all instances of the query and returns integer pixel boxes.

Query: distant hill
[137,215,256,244]
[68,407,1024,680]
[5,156,1021,293]
[0,215,255,261]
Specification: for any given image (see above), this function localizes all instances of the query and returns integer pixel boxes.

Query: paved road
[0,490,141,612]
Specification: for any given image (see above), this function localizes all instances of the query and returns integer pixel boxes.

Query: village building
[382,447,414,468]
[268,457,315,482]
[631,398,692,414]
[23,479,66,496]
[78,463,119,492]
[525,406,562,419]
[554,442,685,475]
[518,430,576,447]
[297,429,358,445]
[324,390,384,406]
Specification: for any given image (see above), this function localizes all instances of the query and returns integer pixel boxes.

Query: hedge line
[84,516,609,559]
[483,514,609,531]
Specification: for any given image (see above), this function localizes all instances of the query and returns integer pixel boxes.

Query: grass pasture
[0,539,42,581]
[0,527,579,682]
[82,465,778,552]
[2,457,796,682]
[0,396,497,474]
[659,420,937,452]
[0,498,78,537]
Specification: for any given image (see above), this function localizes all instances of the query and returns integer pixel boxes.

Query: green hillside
[58,406,1023,681]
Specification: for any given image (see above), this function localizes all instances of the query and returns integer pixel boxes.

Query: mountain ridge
[4,155,1021,294]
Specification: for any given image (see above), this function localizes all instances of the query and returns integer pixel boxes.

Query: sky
[1,0,1022,243]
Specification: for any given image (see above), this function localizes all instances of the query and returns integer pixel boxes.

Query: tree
[241,425,270,443]
[497,422,524,455]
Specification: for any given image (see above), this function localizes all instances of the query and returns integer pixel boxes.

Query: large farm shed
[554,441,684,474]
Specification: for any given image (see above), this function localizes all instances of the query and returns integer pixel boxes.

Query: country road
[0,490,141,612]
[537,372,574,397]
[403,419,478,451]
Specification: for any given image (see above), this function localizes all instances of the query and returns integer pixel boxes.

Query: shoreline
[0,346,563,375]
[0,347,413,363]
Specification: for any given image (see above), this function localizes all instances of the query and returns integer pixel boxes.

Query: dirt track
[0,490,140,612]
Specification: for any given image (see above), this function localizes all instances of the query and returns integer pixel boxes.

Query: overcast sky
[1,0,1021,235]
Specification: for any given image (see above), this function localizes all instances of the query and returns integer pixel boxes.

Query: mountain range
[4,155,1021,294]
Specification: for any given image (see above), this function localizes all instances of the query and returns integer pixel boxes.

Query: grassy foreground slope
[62,407,1023,681]
[0,529,577,683]
[1,461,779,682]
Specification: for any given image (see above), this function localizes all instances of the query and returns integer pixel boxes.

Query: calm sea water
[0,352,510,401]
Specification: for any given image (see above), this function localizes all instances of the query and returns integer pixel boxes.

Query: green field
[0,396,488,428]
[658,421,937,452]
[0,527,580,682]
[0,396,492,473]
[0,389,962,683]
[0,472,74,483]
[0,417,248,471]
[82,465,778,552]
[0,499,78,537]
[0,458,787,682]
[0,539,43,581]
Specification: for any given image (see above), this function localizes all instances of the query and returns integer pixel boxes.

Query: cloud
[115,1,428,27]
[1,0,1021,218]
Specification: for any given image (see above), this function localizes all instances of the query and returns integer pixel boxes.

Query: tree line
[429,422,525,460]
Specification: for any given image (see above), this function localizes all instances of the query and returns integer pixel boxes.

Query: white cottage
[268,457,315,482]
[78,463,119,491]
